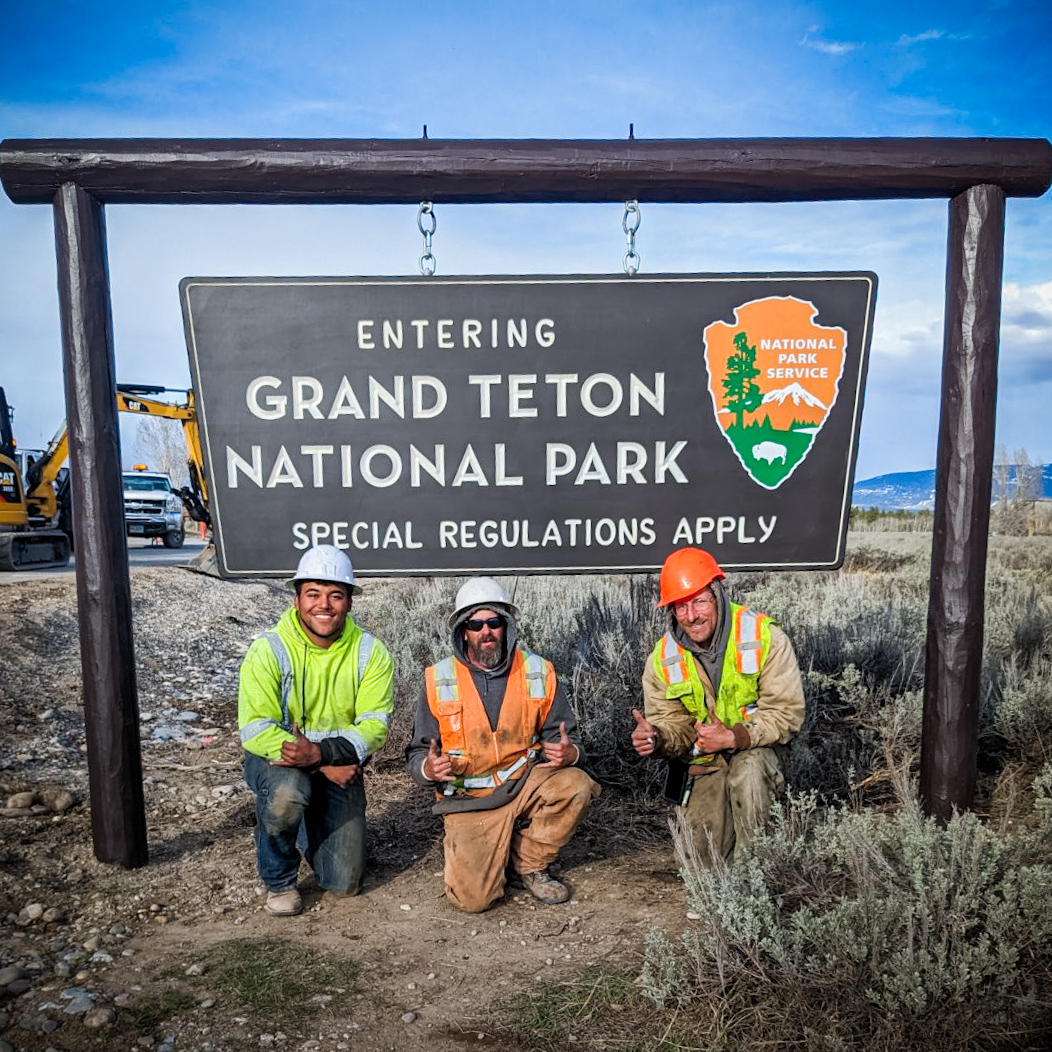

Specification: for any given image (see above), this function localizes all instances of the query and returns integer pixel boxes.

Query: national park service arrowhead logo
[703,296,846,490]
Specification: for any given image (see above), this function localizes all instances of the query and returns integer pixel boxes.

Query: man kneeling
[407,578,599,913]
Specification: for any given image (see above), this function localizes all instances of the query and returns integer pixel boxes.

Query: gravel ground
[0,566,683,1052]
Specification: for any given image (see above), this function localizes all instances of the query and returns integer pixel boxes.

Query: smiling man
[631,547,804,863]
[238,545,393,916]
[407,577,599,912]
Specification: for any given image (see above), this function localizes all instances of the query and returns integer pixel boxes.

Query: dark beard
[468,639,503,669]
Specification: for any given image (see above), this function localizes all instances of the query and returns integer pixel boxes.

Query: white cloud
[800,33,861,56]
[896,30,945,46]
[1001,280,1052,343]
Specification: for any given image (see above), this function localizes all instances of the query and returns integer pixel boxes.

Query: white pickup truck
[122,470,185,548]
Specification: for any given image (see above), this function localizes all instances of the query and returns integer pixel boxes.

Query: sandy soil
[0,566,687,1052]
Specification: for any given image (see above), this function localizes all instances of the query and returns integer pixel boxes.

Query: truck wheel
[163,526,185,549]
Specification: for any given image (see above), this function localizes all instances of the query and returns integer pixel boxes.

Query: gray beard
[468,641,503,669]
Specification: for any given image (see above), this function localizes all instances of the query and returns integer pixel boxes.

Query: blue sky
[1,0,1049,479]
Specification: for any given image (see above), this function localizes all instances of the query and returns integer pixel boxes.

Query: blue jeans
[244,753,366,895]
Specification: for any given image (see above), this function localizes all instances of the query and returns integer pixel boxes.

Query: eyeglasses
[465,616,505,632]
[673,594,716,616]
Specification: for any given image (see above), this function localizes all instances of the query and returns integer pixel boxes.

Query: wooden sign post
[1,137,1049,863]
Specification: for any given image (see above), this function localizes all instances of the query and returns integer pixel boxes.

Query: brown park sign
[180,273,876,577]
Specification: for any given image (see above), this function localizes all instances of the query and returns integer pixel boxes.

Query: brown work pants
[442,765,600,913]
[684,746,784,864]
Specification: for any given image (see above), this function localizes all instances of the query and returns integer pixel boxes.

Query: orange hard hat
[657,547,725,607]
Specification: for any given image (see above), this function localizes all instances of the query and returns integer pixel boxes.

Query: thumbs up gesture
[539,721,579,768]
[422,738,455,782]
[276,723,323,767]
[631,708,659,757]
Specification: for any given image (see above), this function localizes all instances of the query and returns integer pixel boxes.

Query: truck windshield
[124,476,170,492]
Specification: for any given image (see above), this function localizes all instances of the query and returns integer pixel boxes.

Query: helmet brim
[287,577,363,596]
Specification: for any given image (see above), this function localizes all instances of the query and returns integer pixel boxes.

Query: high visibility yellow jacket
[238,607,394,764]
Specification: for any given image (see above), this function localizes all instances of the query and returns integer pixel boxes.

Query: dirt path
[0,567,687,1051]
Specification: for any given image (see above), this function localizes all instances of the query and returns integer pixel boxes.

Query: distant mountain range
[852,465,1052,511]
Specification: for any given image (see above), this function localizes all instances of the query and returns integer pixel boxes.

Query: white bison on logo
[752,441,787,466]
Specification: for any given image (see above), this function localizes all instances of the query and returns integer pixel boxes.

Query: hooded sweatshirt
[238,606,394,766]
[406,605,584,813]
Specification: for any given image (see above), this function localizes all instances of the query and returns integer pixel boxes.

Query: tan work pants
[684,747,784,864]
[442,765,600,913]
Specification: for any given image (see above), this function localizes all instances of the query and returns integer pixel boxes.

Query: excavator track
[0,530,71,571]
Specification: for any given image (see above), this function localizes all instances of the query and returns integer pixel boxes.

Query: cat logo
[703,296,847,490]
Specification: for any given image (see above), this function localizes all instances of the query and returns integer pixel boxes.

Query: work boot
[265,888,303,916]
[520,868,571,905]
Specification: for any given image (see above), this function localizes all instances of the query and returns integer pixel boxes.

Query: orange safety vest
[424,648,557,798]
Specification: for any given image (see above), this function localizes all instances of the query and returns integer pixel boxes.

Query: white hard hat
[288,545,361,594]
[449,576,517,626]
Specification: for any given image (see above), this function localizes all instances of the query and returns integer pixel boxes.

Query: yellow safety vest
[650,603,773,765]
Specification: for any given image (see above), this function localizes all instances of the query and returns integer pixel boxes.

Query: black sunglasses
[464,616,505,632]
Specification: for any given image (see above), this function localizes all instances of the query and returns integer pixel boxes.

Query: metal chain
[622,200,641,276]
[417,202,437,276]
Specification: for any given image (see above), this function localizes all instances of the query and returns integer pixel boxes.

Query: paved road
[0,537,211,584]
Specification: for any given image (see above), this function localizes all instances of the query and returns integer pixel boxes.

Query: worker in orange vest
[407,577,600,912]
[632,547,804,862]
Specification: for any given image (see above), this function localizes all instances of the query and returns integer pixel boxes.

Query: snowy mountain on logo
[761,382,828,411]
[756,382,828,429]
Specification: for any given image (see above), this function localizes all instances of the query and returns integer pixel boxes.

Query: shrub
[640,795,1052,1050]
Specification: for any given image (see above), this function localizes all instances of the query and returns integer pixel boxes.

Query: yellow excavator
[0,386,72,570]
[0,384,210,572]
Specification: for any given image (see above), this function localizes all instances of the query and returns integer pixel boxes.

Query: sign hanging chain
[622,200,641,276]
[417,202,437,276]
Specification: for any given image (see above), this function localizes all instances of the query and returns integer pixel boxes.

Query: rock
[82,936,101,951]
[0,1037,13,1052]
[401,1012,417,1023]
[185,962,207,976]
[199,998,216,1008]
[7,791,36,809]
[90,951,114,964]
[6,980,32,995]
[175,710,200,722]
[63,995,95,1014]
[54,962,73,978]
[0,966,28,986]
[84,1007,117,1028]
[43,907,66,923]
[17,903,44,924]
[38,789,75,813]
[42,1018,61,1032]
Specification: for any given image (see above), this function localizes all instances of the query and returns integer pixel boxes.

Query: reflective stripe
[357,631,376,688]
[303,727,364,741]
[434,656,459,702]
[356,710,391,727]
[736,610,762,675]
[660,632,687,684]
[523,651,548,699]
[344,727,371,762]
[443,750,535,794]
[240,717,279,743]
[262,631,294,732]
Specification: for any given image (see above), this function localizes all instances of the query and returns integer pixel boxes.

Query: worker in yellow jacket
[407,577,599,913]
[632,547,804,862]
[238,545,393,916]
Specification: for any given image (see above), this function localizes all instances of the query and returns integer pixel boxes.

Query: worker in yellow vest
[631,547,804,862]
[407,577,600,912]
